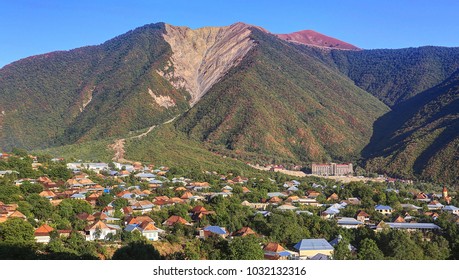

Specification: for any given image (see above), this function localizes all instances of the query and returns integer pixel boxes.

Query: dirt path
[110,116,178,162]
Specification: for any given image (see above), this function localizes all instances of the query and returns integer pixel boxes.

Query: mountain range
[0,22,458,184]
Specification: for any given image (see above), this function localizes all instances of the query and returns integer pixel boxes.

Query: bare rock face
[148,88,176,109]
[159,23,256,106]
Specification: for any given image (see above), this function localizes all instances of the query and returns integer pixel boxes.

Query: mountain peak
[276,29,360,50]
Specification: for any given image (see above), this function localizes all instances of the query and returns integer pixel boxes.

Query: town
[0,150,458,260]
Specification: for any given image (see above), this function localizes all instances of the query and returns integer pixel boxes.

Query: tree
[112,241,163,260]
[20,181,43,196]
[46,164,72,180]
[383,230,424,260]
[97,193,114,207]
[58,199,93,219]
[26,194,53,220]
[228,235,264,260]
[0,183,22,203]
[0,218,35,245]
[333,238,353,260]
[112,198,129,210]
[357,238,384,260]
[184,239,202,260]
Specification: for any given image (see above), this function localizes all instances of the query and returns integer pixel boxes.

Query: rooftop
[294,238,334,251]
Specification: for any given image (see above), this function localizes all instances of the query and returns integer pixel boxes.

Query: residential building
[34,224,54,243]
[293,239,334,258]
[84,220,118,241]
[375,205,393,215]
[263,242,292,260]
[337,217,363,229]
[443,205,459,216]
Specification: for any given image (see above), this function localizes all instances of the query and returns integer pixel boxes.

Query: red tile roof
[34,224,54,236]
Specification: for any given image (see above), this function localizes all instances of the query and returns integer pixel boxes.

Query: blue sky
[1,0,459,67]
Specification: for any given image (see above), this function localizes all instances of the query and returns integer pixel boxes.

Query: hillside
[300,46,459,107]
[0,23,189,150]
[175,28,389,164]
[363,70,459,184]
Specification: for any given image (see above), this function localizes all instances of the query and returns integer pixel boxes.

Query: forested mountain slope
[0,23,189,150]
[363,70,459,184]
[175,28,389,163]
[301,46,459,106]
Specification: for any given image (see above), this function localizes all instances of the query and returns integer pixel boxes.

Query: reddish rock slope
[277,30,360,50]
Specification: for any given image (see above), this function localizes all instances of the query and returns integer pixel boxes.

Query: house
[263,242,292,260]
[415,192,430,202]
[0,170,19,177]
[355,210,370,223]
[84,220,118,241]
[34,224,54,243]
[267,192,288,198]
[277,204,298,211]
[76,212,96,223]
[132,200,154,214]
[442,205,459,216]
[427,201,444,211]
[70,193,85,200]
[293,239,334,258]
[337,217,363,229]
[39,190,56,200]
[190,206,215,221]
[85,193,100,206]
[327,193,339,201]
[8,210,27,220]
[199,226,228,239]
[269,196,283,204]
[231,227,257,237]
[321,207,340,219]
[400,204,422,211]
[392,215,406,223]
[124,221,163,241]
[345,197,361,205]
[241,201,268,210]
[308,191,320,198]
[375,205,393,215]
[125,215,154,225]
[180,192,193,200]
[241,187,251,193]
[382,222,441,232]
[162,215,192,227]
[375,221,441,232]
[297,198,320,207]
[135,173,156,180]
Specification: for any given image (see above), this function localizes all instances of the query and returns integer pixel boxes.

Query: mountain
[0,23,189,150]
[277,30,360,50]
[1,22,459,183]
[363,70,459,184]
[0,22,387,163]
[175,28,389,163]
[299,45,459,107]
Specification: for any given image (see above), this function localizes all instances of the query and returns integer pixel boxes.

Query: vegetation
[363,70,459,184]
[0,23,189,151]
[175,28,389,164]
[302,45,459,107]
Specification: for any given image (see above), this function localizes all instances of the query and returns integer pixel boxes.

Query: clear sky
[1,0,459,68]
